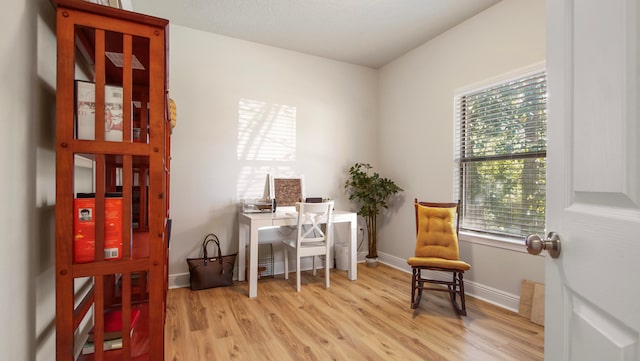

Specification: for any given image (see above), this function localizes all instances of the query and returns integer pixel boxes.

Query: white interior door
[545,0,640,360]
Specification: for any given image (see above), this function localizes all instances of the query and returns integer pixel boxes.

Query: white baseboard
[378,252,519,313]
[169,272,191,289]
[463,279,519,313]
[170,251,522,312]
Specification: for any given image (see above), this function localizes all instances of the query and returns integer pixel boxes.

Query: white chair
[283,201,334,292]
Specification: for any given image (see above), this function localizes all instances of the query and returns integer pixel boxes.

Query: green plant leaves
[344,163,403,217]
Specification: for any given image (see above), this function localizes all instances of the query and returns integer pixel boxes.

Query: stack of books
[82,308,141,355]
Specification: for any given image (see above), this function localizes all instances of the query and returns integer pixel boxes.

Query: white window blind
[454,71,547,239]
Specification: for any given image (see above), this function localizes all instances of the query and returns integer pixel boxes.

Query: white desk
[238,210,358,298]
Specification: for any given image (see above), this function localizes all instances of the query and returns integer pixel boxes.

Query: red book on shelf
[88,308,141,342]
[73,194,123,263]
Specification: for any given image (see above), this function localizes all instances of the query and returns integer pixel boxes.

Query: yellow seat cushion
[414,204,461,260]
[407,256,470,271]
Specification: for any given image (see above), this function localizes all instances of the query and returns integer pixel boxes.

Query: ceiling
[130,0,502,69]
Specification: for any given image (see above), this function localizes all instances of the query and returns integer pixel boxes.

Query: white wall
[168,25,378,280]
[377,0,546,310]
[1,0,57,359]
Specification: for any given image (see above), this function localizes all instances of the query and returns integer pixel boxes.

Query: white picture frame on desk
[269,174,304,212]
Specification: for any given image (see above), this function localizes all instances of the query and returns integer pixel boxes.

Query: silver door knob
[525,232,561,258]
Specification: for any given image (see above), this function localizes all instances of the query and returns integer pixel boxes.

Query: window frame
[453,62,547,246]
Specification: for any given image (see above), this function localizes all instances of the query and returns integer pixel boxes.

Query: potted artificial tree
[344,163,403,267]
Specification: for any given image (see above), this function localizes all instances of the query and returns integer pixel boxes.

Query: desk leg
[248,225,260,298]
[348,215,357,280]
[238,221,247,282]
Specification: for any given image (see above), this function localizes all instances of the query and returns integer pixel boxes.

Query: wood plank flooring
[164,263,543,361]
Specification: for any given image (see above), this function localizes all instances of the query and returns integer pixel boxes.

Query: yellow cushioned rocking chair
[407,199,470,316]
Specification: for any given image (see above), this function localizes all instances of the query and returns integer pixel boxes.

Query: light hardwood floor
[165,263,543,361]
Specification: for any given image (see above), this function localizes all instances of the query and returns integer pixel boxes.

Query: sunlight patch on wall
[237,98,296,161]
[236,98,297,200]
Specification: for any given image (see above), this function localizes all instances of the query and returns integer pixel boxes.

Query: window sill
[459,230,535,254]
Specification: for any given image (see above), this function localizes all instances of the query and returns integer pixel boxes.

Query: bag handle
[202,233,222,264]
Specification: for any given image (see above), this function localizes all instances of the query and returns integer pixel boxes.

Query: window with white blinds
[454,71,547,239]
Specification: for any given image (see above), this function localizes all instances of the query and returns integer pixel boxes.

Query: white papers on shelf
[76,81,123,141]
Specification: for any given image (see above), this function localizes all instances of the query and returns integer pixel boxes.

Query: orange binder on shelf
[73,193,123,263]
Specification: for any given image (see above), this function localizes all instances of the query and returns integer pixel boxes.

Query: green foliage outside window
[456,72,547,238]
